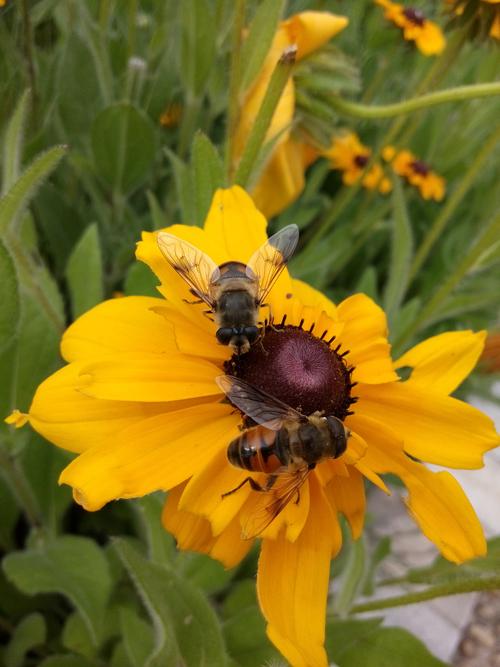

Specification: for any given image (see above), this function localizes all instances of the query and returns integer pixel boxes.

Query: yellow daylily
[234,10,349,218]
[8,187,499,667]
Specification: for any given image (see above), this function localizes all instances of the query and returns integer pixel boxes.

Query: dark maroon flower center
[410,159,430,176]
[403,8,426,26]
[224,323,355,421]
[354,154,369,168]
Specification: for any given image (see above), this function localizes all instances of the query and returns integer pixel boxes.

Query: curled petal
[395,330,486,395]
[284,11,349,60]
[162,484,253,569]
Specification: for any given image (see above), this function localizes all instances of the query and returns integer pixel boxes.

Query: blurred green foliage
[0,0,499,665]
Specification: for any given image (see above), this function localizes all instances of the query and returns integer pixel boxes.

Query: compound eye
[244,326,259,344]
[216,327,233,345]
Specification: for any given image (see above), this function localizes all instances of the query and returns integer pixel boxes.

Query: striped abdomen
[227,425,290,473]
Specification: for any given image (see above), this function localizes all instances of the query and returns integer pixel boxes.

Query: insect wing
[216,375,303,431]
[246,224,299,304]
[242,467,311,539]
[157,232,220,308]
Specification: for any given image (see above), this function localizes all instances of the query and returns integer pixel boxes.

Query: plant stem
[408,124,500,282]
[329,81,500,120]
[224,0,246,181]
[395,210,500,350]
[20,0,37,114]
[350,576,500,614]
[234,46,296,187]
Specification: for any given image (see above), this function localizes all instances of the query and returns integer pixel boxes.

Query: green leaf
[181,552,235,596]
[124,262,159,298]
[334,537,367,616]
[362,536,392,596]
[2,89,30,194]
[134,494,176,565]
[223,606,279,667]
[179,0,216,96]
[327,619,447,667]
[240,0,285,91]
[4,612,46,667]
[0,238,20,354]
[120,606,155,667]
[65,224,104,318]
[146,191,168,230]
[2,536,112,646]
[0,145,67,234]
[191,131,224,226]
[91,104,156,194]
[62,612,95,659]
[384,178,413,325]
[404,536,500,586]
[114,538,229,667]
[164,148,195,224]
[38,656,96,667]
[0,477,19,550]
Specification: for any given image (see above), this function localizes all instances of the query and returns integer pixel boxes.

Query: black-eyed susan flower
[234,10,349,218]
[383,145,446,200]
[322,132,393,194]
[375,0,446,55]
[8,187,499,667]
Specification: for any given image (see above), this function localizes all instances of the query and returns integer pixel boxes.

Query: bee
[156,224,299,354]
[215,375,350,538]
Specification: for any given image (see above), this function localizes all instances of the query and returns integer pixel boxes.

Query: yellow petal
[59,403,240,511]
[290,278,338,320]
[396,330,486,395]
[284,12,349,60]
[325,466,365,539]
[77,355,221,402]
[350,413,486,562]
[405,469,485,563]
[28,363,174,453]
[356,382,499,468]
[203,186,270,264]
[415,21,446,56]
[337,294,398,384]
[162,483,253,569]
[251,139,308,219]
[4,409,29,428]
[179,446,251,536]
[257,475,339,667]
[61,296,175,363]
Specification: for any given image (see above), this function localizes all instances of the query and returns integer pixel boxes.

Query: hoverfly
[216,375,350,538]
[157,225,299,354]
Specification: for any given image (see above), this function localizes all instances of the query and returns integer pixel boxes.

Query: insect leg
[222,476,267,498]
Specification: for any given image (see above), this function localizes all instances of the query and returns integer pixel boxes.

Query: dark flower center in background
[410,159,430,176]
[403,8,426,26]
[225,324,355,420]
[354,154,369,168]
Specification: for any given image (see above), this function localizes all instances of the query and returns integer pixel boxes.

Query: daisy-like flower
[322,132,393,194]
[375,0,446,55]
[383,145,446,201]
[234,10,349,218]
[8,187,499,667]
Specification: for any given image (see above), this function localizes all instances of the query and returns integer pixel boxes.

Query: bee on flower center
[157,225,299,355]
[216,375,350,538]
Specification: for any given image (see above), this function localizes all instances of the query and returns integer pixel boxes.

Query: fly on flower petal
[11,187,500,667]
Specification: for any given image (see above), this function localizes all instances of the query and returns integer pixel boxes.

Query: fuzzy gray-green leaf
[66,224,104,318]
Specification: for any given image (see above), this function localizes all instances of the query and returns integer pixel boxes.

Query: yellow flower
[383,146,446,201]
[8,187,499,667]
[322,132,393,194]
[234,11,349,218]
[445,0,500,39]
[159,102,182,128]
[375,0,446,55]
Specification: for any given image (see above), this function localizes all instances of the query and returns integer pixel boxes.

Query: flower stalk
[234,45,297,187]
[224,0,246,179]
[329,81,500,119]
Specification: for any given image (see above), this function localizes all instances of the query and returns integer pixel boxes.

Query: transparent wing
[242,468,311,539]
[216,375,303,430]
[246,224,299,304]
[157,232,220,308]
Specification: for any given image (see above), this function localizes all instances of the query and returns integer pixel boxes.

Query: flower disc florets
[225,322,355,419]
